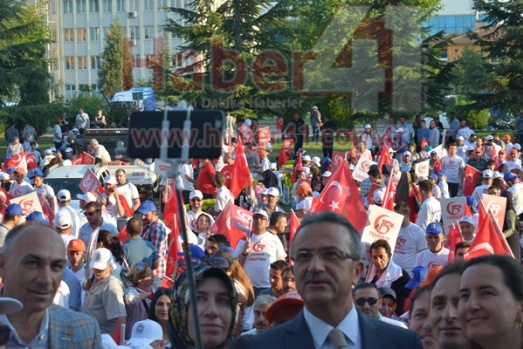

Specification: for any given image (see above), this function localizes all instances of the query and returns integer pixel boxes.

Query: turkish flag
[211,202,252,249]
[229,137,253,199]
[2,152,27,172]
[116,225,129,244]
[163,181,179,233]
[291,152,303,184]
[38,196,55,225]
[366,183,382,205]
[71,156,82,165]
[81,152,96,165]
[277,139,293,167]
[463,165,481,196]
[26,154,38,170]
[220,164,234,189]
[377,143,393,174]
[330,151,346,172]
[310,160,368,233]
[288,209,300,252]
[445,223,463,263]
[467,201,513,260]
[421,138,428,151]
[382,174,399,211]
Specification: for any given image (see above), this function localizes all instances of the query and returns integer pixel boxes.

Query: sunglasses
[355,297,379,306]
[0,325,10,345]
[84,210,100,217]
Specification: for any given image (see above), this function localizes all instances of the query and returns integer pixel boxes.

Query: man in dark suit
[243,212,423,349]
[0,223,101,348]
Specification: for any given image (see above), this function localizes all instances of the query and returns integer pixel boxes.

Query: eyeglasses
[0,325,10,345]
[291,249,353,263]
[355,297,379,306]
[84,210,100,217]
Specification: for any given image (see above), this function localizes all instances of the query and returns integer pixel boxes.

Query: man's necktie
[328,328,349,349]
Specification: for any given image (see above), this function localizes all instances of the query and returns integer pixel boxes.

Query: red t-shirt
[197,161,216,195]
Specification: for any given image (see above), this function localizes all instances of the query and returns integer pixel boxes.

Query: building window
[50,29,57,41]
[76,0,86,13]
[91,84,98,92]
[144,0,153,11]
[90,55,101,69]
[102,27,110,39]
[66,84,76,92]
[144,26,153,40]
[102,0,112,12]
[64,28,75,41]
[90,0,99,12]
[77,28,87,42]
[158,0,168,7]
[78,56,88,69]
[129,0,139,12]
[49,0,57,14]
[116,0,125,11]
[79,84,90,92]
[145,55,153,67]
[89,27,100,41]
[65,56,76,70]
[64,0,74,13]
[132,55,141,68]
[130,26,140,40]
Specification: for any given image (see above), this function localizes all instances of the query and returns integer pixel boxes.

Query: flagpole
[160,107,203,349]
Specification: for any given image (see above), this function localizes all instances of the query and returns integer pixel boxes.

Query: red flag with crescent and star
[310,160,367,233]
[463,164,481,196]
[229,137,253,199]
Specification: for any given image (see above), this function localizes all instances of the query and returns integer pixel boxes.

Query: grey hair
[292,212,363,260]
[253,294,276,309]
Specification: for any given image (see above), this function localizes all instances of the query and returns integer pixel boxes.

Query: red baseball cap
[265,290,304,324]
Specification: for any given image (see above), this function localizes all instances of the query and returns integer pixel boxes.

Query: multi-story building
[425,0,477,35]
[35,0,188,101]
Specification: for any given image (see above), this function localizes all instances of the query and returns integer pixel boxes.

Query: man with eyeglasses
[243,212,422,349]
[353,283,407,329]
[236,210,286,298]
[78,201,118,246]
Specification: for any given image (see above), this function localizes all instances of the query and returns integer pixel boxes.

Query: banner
[10,192,43,215]
[81,152,96,165]
[154,159,172,177]
[78,168,101,193]
[440,197,467,235]
[360,204,403,258]
[353,157,376,182]
[258,127,270,147]
[331,151,346,171]
[481,194,507,230]
[238,123,253,144]
[414,159,430,179]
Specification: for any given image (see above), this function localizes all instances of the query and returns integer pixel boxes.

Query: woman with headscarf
[170,266,237,349]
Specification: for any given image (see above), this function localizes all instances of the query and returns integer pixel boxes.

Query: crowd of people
[0,108,522,349]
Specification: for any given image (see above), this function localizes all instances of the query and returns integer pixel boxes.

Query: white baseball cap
[322,171,332,177]
[261,188,269,196]
[103,176,117,185]
[459,216,476,227]
[302,155,311,162]
[267,187,280,197]
[89,248,113,270]
[54,211,72,230]
[311,156,321,167]
[364,124,371,129]
[57,189,71,202]
[77,192,97,203]
[126,320,163,348]
[374,188,386,205]
[189,190,203,200]
[253,209,269,220]
[456,136,464,141]
[483,169,493,178]
[396,128,404,133]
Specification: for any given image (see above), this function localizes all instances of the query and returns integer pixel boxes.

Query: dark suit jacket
[48,304,102,348]
[243,309,423,349]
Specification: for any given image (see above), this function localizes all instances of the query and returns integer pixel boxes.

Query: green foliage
[448,96,489,129]
[451,47,493,96]
[122,39,133,90]
[468,0,523,113]
[98,19,124,99]
[184,199,216,214]
[0,1,52,105]
[0,103,68,136]
[66,94,107,124]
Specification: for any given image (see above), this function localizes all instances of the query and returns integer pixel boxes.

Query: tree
[468,0,523,112]
[98,19,124,99]
[0,0,51,106]
[122,38,133,90]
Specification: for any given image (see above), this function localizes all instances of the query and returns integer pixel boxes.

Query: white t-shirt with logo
[117,182,139,213]
[414,247,450,269]
[392,223,428,277]
[235,231,286,288]
[441,155,464,184]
